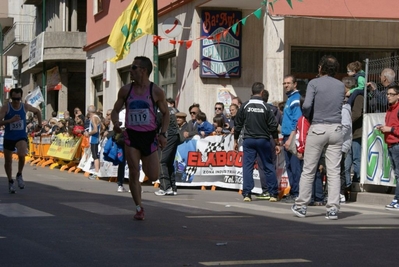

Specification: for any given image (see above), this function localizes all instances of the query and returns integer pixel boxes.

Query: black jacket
[234,96,279,140]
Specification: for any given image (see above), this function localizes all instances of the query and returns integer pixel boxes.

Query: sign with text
[200,10,242,78]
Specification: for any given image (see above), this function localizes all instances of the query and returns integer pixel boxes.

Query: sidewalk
[349,183,395,207]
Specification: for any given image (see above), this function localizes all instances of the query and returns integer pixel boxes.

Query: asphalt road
[0,159,398,267]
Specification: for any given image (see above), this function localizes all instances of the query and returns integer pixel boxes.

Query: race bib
[10,120,24,131]
[128,109,150,126]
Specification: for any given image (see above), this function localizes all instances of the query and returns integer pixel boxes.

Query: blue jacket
[281,90,302,136]
[197,121,214,136]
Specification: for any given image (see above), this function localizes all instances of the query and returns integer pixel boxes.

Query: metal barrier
[364,55,399,113]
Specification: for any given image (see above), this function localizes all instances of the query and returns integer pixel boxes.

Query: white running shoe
[117,186,126,193]
[154,188,174,196]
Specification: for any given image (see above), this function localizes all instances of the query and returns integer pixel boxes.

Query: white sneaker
[117,186,126,193]
[340,194,346,204]
[154,188,174,196]
[88,174,97,180]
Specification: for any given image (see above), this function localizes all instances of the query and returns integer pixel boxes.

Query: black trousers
[158,134,180,191]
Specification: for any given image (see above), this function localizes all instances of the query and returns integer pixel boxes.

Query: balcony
[23,0,42,5]
[21,31,87,73]
[3,22,35,57]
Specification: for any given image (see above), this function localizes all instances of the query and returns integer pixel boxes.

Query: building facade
[16,0,87,118]
[85,0,399,118]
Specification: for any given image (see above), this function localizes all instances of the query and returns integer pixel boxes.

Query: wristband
[391,127,395,133]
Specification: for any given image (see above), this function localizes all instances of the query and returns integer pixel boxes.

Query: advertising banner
[47,135,82,161]
[361,113,396,187]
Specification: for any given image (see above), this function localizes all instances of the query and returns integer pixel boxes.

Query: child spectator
[212,115,230,136]
[196,111,214,137]
[345,61,366,106]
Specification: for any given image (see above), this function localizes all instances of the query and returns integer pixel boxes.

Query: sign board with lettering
[28,32,44,68]
[200,10,242,78]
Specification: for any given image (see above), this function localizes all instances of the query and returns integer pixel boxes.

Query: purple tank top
[125,83,157,132]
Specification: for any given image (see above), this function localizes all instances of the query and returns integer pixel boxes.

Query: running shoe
[134,207,145,220]
[325,209,338,220]
[9,180,16,194]
[291,204,307,218]
[117,186,126,193]
[16,173,25,189]
[385,200,399,210]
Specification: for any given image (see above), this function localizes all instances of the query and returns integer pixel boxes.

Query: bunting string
[152,2,267,49]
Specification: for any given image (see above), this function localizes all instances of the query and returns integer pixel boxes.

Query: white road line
[345,226,399,230]
[61,202,132,215]
[199,258,311,266]
[186,215,252,218]
[0,204,53,217]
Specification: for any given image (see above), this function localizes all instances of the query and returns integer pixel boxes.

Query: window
[93,0,103,15]
[159,52,177,98]
[93,77,103,111]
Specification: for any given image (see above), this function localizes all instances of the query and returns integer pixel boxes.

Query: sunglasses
[215,107,222,110]
[190,112,197,115]
[11,97,21,101]
[131,65,143,70]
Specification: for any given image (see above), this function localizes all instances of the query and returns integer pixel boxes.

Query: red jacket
[384,101,399,145]
[296,115,310,154]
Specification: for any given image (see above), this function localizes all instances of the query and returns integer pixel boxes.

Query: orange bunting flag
[186,40,193,49]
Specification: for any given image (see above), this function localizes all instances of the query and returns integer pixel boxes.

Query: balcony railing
[3,22,35,52]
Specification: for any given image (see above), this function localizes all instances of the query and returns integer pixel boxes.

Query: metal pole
[42,0,47,118]
[364,58,369,114]
[0,23,3,105]
[153,0,158,84]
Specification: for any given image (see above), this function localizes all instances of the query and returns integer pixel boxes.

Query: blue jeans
[242,138,278,196]
[388,144,399,200]
[283,135,302,197]
[345,138,362,185]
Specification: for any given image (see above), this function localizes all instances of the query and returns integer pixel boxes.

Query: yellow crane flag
[107,0,154,62]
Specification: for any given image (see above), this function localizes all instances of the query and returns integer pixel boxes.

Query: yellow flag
[107,0,154,62]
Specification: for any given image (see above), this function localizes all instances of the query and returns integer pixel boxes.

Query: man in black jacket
[234,82,281,202]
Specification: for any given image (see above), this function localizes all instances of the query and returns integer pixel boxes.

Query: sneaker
[154,188,174,196]
[16,173,25,189]
[385,200,399,210]
[269,195,278,202]
[256,192,270,200]
[291,204,307,218]
[117,186,126,193]
[325,209,338,220]
[9,180,16,194]
[88,174,97,180]
[134,207,145,220]
[284,195,296,203]
[173,191,177,196]
[243,194,252,202]
[340,194,346,204]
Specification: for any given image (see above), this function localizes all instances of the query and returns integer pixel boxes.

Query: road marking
[345,226,399,230]
[0,236,6,239]
[186,215,252,219]
[61,202,132,215]
[199,259,311,266]
[0,204,53,217]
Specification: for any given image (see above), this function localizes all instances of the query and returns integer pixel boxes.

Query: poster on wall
[200,10,242,78]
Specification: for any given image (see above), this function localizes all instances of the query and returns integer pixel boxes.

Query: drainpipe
[0,23,3,105]
[153,0,158,84]
[42,0,46,118]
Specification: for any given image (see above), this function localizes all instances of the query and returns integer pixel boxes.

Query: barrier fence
[0,132,290,196]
